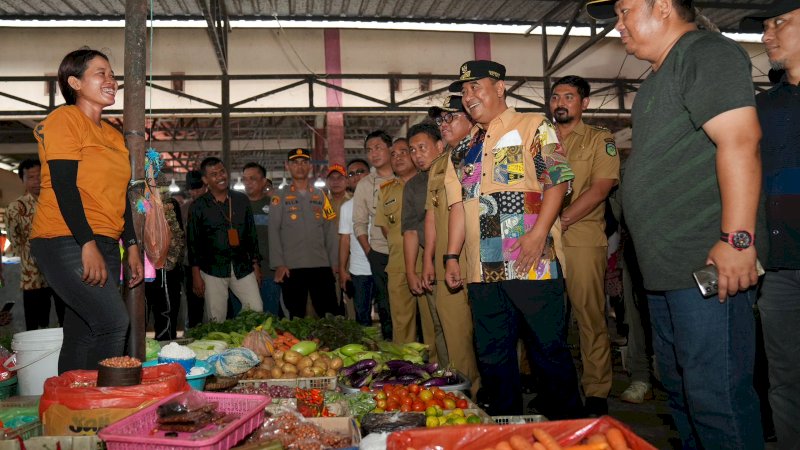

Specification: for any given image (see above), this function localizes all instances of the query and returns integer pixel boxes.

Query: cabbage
[145,338,162,361]
[187,340,228,360]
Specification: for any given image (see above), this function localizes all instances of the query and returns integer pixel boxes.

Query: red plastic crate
[99,392,270,450]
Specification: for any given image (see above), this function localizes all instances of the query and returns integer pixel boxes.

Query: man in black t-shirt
[588,1,764,448]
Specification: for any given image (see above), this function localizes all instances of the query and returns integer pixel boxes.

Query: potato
[282,363,298,373]
[300,367,315,378]
[283,350,303,365]
[282,372,297,379]
[311,366,324,376]
[313,359,328,370]
[325,368,337,377]
[297,357,313,369]
[308,352,320,361]
[329,357,343,370]
[270,367,283,379]
[273,349,285,362]
[254,368,270,379]
[260,357,275,370]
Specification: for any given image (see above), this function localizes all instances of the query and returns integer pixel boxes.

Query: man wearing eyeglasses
[269,148,340,318]
[339,158,374,326]
[422,95,480,391]
[345,159,369,194]
[352,131,396,339]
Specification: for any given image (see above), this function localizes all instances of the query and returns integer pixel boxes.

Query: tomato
[424,399,438,408]
[376,399,387,410]
[383,384,394,393]
[434,390,446,400]
[402,397,413,406]
[443,398,456,410]
[359,386,370,392]
[387,400,401,411]
[400,403,412,412]
[419,389,433,402]
[456,399,468,409]
[408,384,420,394]
[412,401,426,412]
[375,391,388,401]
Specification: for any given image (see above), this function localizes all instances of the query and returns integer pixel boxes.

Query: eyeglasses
[435,112,465,127]
[348,169,367,178]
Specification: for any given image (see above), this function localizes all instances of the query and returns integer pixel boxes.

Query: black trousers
[280,267,339,319]
[145,266,182,341]
[183,264,204,328]
[22,287,66,331]
[367,250,392,340]
[468,279,583,418]
[31,236,130,373]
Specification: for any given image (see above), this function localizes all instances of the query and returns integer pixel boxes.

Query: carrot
[586,435,609,445]
[562,444,610,450]
[532,429,562,450]
[532,444,547,450]
[509,435,535,450]
[604,428,629,450]
[496,441,513,450]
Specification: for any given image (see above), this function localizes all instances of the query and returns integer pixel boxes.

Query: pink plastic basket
[99,391,270,450]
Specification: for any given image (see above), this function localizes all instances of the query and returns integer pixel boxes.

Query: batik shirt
[7,193,48,290]
[445,108,573,284]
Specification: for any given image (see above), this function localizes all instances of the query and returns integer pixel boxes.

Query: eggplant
[422,362,439,374]
[385,360,412,371]
[421,376,451,387]
[352,371,373,388]
[339,358,377,377]
[396,374,424,383]
[397,364,431,380]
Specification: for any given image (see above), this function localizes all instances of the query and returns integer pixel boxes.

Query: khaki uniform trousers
[434,281,479,384]
[388,272,440,362]
[563,245,612,398]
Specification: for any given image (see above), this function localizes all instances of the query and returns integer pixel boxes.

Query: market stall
[0,312,657,450]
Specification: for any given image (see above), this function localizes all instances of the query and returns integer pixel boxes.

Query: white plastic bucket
[4,328,63,395]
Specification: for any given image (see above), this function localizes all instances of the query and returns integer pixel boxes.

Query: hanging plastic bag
[131,150,172,269]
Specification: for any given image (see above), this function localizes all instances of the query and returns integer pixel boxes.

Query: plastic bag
[0,346,14,382]
[186,340,228,361]
[208,347,260,377]
[142,180,171,269]
[156,390,210,418]
[39,363,189,416]
[145,338,161,361]
[386,416,657,450]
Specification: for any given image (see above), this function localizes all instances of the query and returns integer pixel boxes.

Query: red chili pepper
[16,435,26,450]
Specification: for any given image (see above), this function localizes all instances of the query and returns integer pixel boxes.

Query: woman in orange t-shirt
[30,48,143,373]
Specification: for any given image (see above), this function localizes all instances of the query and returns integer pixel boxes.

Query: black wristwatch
[720,230,753,251]
[442,254,459,264]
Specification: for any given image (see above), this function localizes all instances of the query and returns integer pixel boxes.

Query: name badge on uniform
[389,214,396,224]
[228,228,240,247]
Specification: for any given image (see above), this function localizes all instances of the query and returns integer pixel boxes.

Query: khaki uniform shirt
[444,108,574,284]
[268,184,338,269]
[328,191,352,232]
[6,193,48,290]
[352,172,394,254]
[426,146,468,280]
[561,121,620,247]
[375,179,422,274]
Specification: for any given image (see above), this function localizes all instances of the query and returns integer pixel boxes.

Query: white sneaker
[620,381,653,404]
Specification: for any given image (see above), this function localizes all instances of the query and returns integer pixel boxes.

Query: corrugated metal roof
[0,0,776,32]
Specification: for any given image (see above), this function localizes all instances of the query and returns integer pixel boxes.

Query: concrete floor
[523,315,778,450]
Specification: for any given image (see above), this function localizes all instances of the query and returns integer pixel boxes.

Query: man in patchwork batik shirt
[444,60,582,418]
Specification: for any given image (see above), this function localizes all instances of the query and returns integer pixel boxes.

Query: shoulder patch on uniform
[271,196,281,205]
[590,124,611,132]
[380,179,397,190]
[606,142,617,157]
